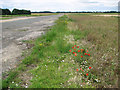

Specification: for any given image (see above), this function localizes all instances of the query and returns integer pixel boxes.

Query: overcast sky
[0,0,119,12]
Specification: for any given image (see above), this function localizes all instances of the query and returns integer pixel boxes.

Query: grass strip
[2,15,75,88]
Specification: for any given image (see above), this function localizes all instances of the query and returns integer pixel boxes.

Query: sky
[0,0,119,12]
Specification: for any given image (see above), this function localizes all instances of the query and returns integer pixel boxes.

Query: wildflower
[74,45,76,47]
[69,50,71,52]
[77,46,79,48]
[75,53,77,56]
[78,50,80,52]
[87,50,88,52]
[81,49,84,52]
[25,86,28,88]
[76,69,78,71]
[80,68,84,71]
[95,79,99,82]
[74,49,76,50]
[89,67,91,69]
[72,47,74,48]
[62,60,64,62]
[85,53,87,55]
[88,54,90,56]
[16,84,18,86]
[73,52,75,54]
[39,44,42,46]
[81,56,83,58]
[86,73,88,76]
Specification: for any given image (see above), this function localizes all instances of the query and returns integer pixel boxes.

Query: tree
[2,9,11,15]
[12,9,20,15]
[12,8,31,15]
[0,8,2,15]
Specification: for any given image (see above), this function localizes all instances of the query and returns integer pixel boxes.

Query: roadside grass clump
[70,30,88,41]
[55,38,72,54]
[2,71,18,88]
[45,29,57,42]
[22,56,35,65]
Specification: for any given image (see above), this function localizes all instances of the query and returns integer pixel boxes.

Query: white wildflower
[25,86,28,88]
[95,79,99,82]
[16,84,18,86]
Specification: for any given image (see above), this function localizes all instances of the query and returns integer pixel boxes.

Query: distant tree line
[32,11,53,13]
[12,9,31,15]
[55,11,118,13]
[0,8,118,15]
[32,11,118,13]
[0,8,11,15]
[0,8,31,15]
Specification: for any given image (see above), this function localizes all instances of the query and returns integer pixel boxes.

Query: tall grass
[68,14,118,88]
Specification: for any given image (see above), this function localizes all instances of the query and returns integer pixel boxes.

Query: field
[31,13,58,16]
[2,13,118,88]
[0,13,58,20]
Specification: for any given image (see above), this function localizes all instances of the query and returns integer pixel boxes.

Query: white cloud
[1,0,119,11]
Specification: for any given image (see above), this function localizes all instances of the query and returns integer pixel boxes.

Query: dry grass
[31,13,57,16]
[68,14,118,88]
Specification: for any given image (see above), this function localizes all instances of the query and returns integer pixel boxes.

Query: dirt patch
[18,64,37,88]
[2,42,26,73]
[16,31,44,41]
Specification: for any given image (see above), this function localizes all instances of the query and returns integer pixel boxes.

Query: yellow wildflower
[39,44,43,46]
